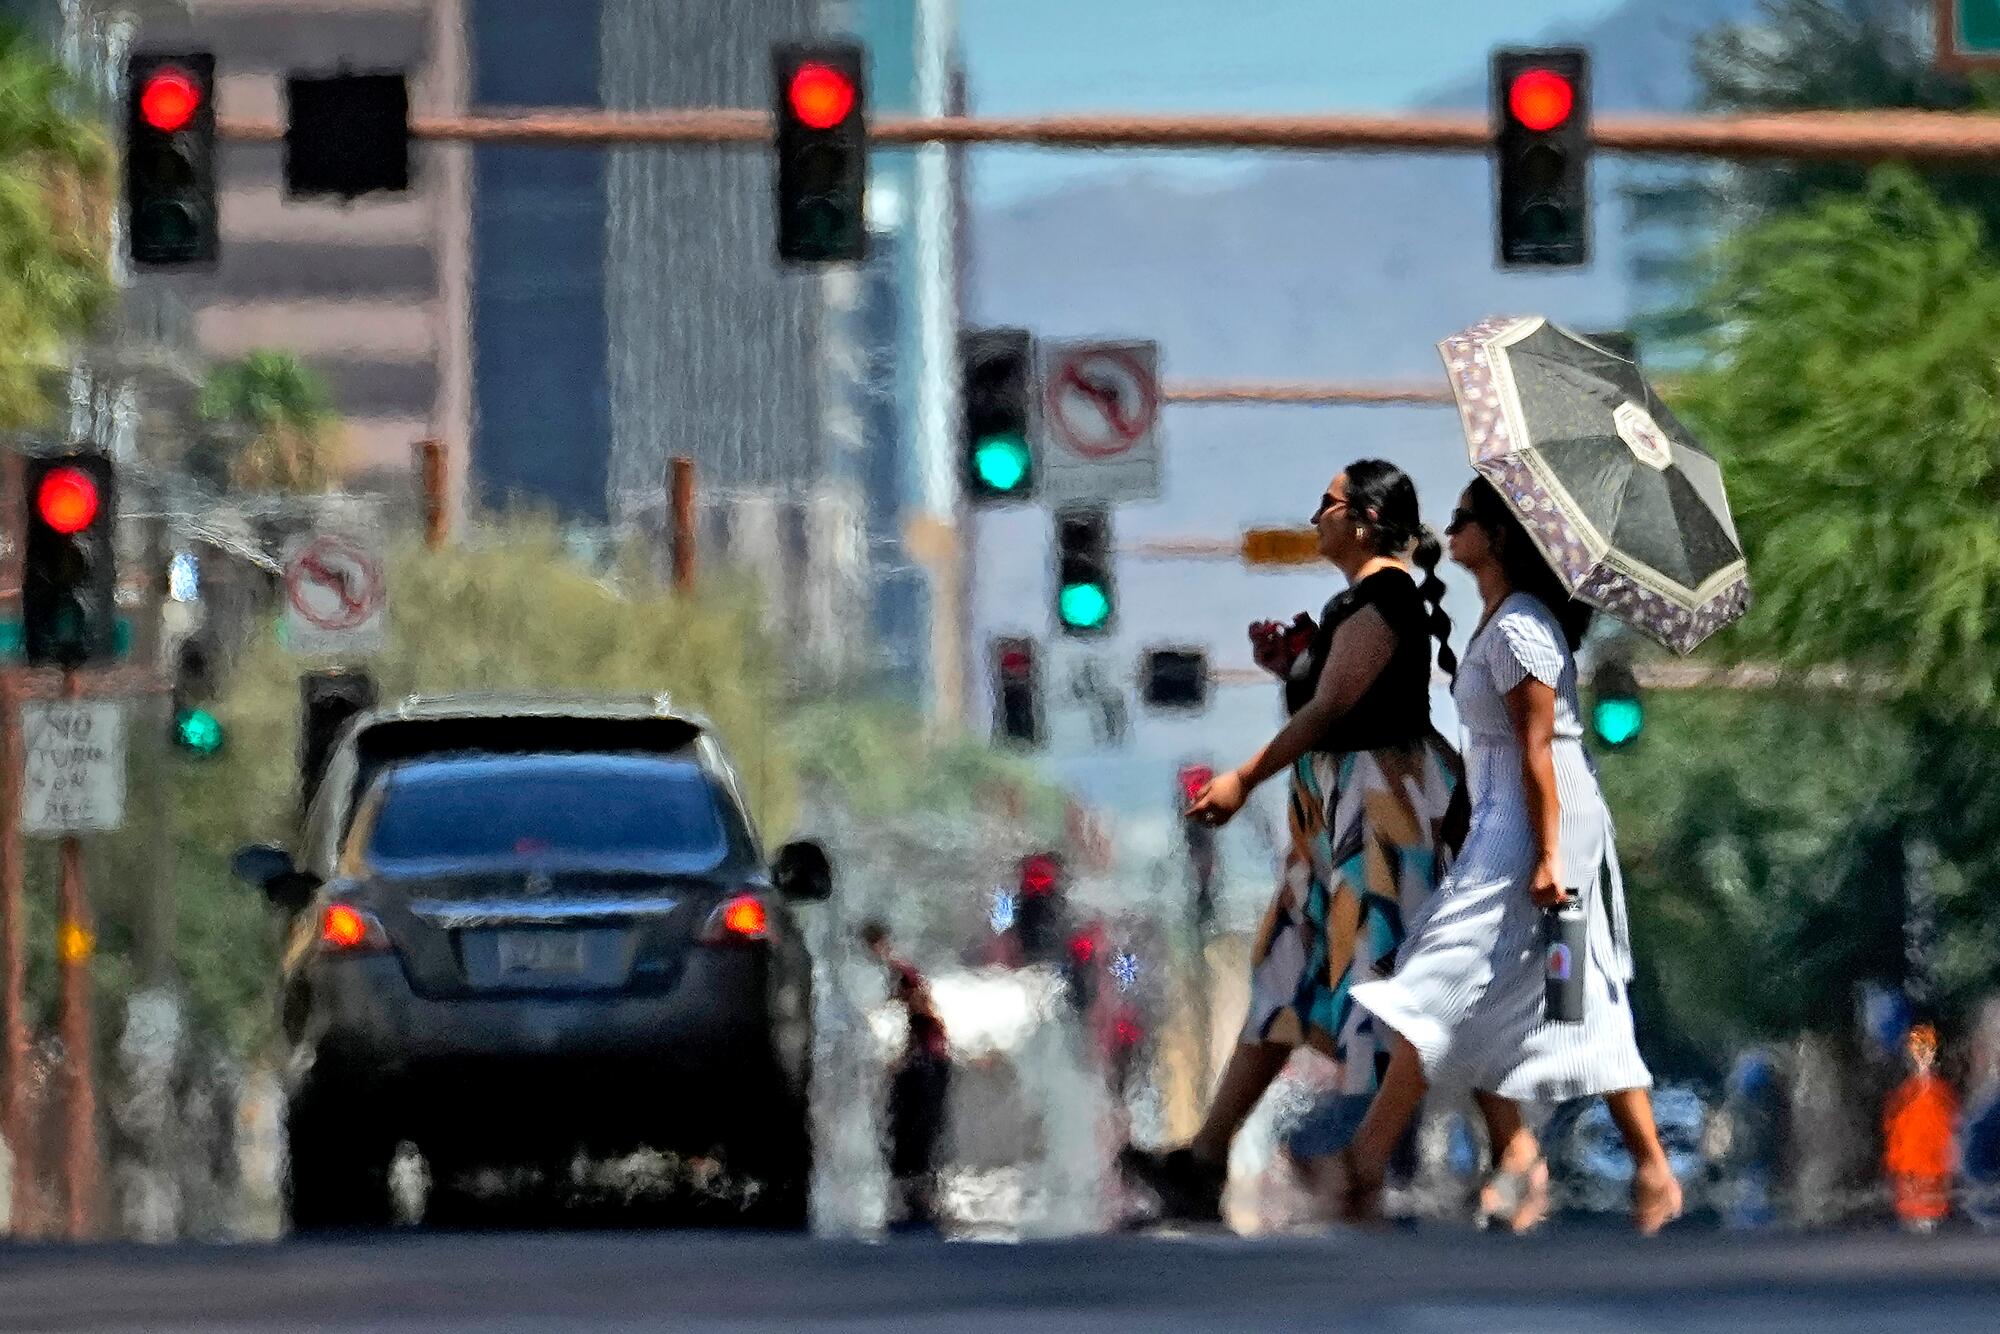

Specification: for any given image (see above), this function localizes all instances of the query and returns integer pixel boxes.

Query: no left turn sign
[1036,338,1162,503]
[282,532,387,656]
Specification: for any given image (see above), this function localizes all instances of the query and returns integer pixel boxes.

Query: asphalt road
[4,1226,1999,1332]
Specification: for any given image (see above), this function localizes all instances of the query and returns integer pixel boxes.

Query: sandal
[1478,1156,1550,1234]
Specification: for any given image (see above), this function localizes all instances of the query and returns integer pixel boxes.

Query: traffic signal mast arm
[217,106,2000,163]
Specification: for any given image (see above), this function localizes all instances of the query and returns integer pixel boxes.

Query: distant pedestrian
[862,921,950,1230]
[1124,459,1498,1223]
[1883,1023,1957,1231]
[1335,477,1683,1234]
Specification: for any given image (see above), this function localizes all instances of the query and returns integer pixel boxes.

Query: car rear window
[365,755,731,868]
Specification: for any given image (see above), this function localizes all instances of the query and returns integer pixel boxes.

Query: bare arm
[1502,676,1566,908]
[1235,606,1396,791]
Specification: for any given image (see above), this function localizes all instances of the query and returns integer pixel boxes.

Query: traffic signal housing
[1054,506,1114,637]
[1492,47,1590,267]
[1589,657,1644,749]
[1141,647,1209,710]
[991,636,1043,747]
[23,452,118,668]
[772,42,866,263]
[299,669,377,812]
[1014,851,1067,963]
[126,52,217,266]
[171,638,224,757]
[961,328,1036,504]
[286,71,410,199]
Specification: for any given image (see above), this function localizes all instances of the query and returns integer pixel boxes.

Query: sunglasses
[1444,507,1478,535]
[1311,492,1352,523]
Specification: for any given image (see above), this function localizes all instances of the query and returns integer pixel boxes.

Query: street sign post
[1037,339,1161,504]
[1241,527,1321,565]
[21,700,125,835]
[282,533,387,657]
[1939,0,2000,70]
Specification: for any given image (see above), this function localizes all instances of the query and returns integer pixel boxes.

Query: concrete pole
[911,0,964,733]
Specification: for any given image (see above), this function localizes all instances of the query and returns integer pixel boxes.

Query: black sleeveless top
[1284,566,1434,753]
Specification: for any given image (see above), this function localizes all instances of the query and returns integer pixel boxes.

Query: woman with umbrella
[1328,318,1753,1234]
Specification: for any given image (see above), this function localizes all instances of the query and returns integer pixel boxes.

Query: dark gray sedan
[233,694,829,1231]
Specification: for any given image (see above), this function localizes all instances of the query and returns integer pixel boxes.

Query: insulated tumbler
[1543,894,1588,1024]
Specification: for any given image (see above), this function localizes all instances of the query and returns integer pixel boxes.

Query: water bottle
[1543,894,1588,1024]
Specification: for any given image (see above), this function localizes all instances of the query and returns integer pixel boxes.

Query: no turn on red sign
[282,532,387,658]
[1036,338,1162,504]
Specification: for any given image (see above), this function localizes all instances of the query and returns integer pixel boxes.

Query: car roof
[356,690,710,732]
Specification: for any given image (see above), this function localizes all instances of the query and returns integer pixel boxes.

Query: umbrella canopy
[1438,315,1751,656]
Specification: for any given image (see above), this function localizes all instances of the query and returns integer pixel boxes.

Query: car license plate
[495,930,586,976]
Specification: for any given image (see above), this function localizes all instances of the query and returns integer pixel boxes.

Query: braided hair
[1343,458,1458,680]
[1462,476,1594,650]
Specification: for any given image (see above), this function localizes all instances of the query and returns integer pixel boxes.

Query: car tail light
[319,902,388,954]
[702,893,770,943]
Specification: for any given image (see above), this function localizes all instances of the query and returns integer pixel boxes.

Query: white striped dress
[1350,593,1652,1103]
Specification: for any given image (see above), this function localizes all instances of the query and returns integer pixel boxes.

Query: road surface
[4,1227,1998,1332]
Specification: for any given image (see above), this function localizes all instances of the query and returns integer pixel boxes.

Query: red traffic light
[1508,69,1574,132]
[1069,930,1099,965]
[787,62,856,130]
[1020,854,1059,897]
[36,467,100,534]
[1178,764,1214,806]
[140,68,201,132]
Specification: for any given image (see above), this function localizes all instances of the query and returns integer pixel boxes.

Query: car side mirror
[231,843,319,913]
[771,839,832,903]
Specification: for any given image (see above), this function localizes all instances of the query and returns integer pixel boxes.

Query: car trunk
[369,866,728,999]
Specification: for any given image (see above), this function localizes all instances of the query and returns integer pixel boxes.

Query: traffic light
[286,71,410,199]
[961,328,1036,504]
[299,669,377,811]
[1015,851,1066,962]
[991,636,1043,747]
[126,52,217,266]
[23,452,117,668]
[1054,506,1114,637]
[1492,47,1590,267]
[171,638,224,757]
[1589,657,1644,749]
[772,42,866,263]
[1141,648,1209,709]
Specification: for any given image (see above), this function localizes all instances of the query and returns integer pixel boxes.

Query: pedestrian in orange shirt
[1883,1023,1958,1230]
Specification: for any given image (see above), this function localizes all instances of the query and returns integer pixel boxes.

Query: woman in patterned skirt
[1124,459,1498,1223]
[1340,477,1683,1233]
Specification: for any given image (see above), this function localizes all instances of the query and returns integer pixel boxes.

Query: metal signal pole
[55,666,97,1240]
[0,669,29,1235]
[215,107,2000,165]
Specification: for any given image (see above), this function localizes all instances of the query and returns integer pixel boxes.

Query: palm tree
[0,19,114,428]
[198,351,342,492]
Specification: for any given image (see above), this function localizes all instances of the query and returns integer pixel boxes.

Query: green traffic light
[1592,697,1644,747]
[973,432,1031,494]
[1059,581,1111,630]
[174,707,223,756]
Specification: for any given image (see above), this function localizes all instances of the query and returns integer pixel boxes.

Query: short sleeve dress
[1350,592,1652,1103]
[1239,568,1467,1095]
